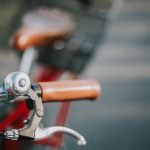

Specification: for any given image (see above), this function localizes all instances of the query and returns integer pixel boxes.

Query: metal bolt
[19,79,26,87]
[4,129,19,140]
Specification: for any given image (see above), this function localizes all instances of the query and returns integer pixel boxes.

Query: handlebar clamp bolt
[4,72,31,96]
[19,79,26,87]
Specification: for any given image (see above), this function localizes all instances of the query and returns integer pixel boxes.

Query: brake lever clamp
[1,72,86,146]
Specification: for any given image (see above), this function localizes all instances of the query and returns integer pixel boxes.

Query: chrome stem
[20,47,38,74]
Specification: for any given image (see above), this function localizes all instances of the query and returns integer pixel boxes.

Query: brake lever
[35,126,86,146]
[0,72,87,146]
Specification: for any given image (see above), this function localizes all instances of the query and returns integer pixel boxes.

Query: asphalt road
[0,0,150,150]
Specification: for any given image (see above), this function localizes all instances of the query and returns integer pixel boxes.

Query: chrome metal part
[19,79,26,87]
[35,126,86,146]
[4,129,19,140]
[18,89,43,139]
[4,72,31,96]
[20,47,38,75]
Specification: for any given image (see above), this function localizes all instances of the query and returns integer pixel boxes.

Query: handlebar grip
[37,80,101,102]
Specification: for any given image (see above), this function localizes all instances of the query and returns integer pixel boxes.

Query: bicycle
[0,0,123,149]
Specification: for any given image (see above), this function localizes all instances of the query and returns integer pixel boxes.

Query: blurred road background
[0,0,150,150]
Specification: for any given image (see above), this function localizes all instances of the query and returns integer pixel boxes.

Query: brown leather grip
[38,80,101,102]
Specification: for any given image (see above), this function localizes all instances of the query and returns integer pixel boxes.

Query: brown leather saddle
[11,8,75,51]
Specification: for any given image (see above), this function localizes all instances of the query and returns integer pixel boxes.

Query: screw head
[19,79,26,87]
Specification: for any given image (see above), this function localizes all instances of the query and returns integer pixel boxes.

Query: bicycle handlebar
[1,72,100,145]
[38,80,100,102]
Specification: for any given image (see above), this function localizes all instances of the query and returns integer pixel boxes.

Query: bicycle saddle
[11,8,75,51]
